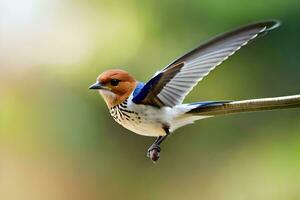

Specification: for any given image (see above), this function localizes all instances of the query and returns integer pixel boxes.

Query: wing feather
[132,20,280,107]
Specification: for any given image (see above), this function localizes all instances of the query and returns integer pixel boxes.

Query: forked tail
[187,95,300,116]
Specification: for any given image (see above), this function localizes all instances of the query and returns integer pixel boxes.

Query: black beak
[89,82,108,90]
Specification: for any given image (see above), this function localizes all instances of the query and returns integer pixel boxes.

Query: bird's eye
[110,79,120,86]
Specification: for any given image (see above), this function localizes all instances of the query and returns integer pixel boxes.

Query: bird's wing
[132,21,280,107]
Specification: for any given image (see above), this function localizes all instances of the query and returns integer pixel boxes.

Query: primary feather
[133,20,280,107]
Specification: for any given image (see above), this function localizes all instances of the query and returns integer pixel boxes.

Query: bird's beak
[89,82,110,90]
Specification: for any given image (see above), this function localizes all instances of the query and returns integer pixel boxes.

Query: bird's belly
[109,108,166,137]
[120,119,166,137]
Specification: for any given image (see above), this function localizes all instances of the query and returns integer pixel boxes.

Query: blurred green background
[1,0,300,199]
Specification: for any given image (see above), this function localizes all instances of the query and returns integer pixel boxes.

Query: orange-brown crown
[96,69,137,107]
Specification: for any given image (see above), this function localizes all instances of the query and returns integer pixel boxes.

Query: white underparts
[108,94,211,137]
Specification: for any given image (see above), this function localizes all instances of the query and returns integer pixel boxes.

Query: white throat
[99,90,117,106]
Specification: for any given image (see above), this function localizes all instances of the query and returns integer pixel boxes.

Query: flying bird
[89,20,300,162]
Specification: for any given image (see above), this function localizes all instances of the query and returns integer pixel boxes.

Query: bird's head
[89,69,137,107]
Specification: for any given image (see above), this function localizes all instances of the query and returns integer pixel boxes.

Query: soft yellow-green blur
[1,0,300,199]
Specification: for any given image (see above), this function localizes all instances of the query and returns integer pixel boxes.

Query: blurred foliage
[0,0,300,200]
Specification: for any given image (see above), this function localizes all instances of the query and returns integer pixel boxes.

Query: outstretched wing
[132,20,280,107]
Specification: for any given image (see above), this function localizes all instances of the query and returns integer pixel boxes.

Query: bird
[89,20,300,162]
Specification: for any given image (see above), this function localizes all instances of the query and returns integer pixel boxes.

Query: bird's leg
[147,136,167,162]
[147,128,169,162]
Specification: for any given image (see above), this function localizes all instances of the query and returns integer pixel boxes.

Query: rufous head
[89,69,137,107]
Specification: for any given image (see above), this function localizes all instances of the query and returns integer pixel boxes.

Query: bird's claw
[147,144,161,162]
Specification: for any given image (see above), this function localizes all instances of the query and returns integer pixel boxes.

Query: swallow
[89,20,300,162]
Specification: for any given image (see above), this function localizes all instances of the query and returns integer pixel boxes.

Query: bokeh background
[1,0,300,199]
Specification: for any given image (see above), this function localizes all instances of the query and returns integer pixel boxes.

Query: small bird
[90,20,300,162]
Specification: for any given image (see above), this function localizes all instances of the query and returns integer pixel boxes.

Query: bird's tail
[187,95,300,116]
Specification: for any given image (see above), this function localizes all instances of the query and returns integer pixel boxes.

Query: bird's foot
[147,144,161,162]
